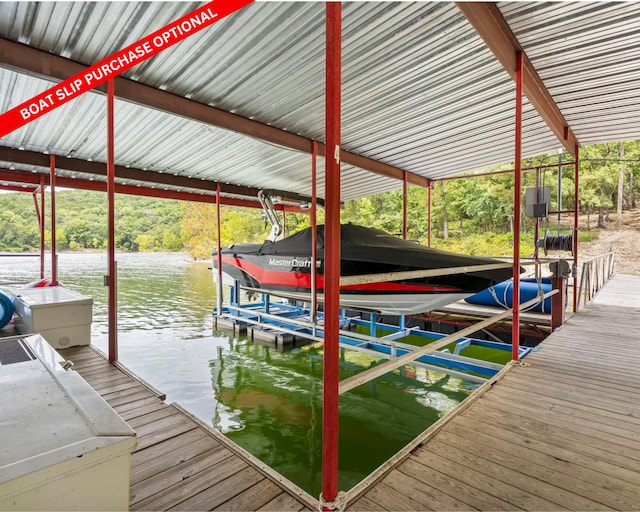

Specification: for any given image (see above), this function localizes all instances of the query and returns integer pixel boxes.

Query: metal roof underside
[0,2,639,202]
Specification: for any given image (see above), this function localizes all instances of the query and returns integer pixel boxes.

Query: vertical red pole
[107,78,117,362]
[512,51,523,361]
[573,145,580,312]
[427,181,432,247]
[40,177,46,278]
[216,182,223,314]
[322,3,341,508]
[402,171,408,239]
[311,140,318,324]
[49,155,57,285]
[32,176,46,278]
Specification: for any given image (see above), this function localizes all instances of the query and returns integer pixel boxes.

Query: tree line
[1,140,638,258]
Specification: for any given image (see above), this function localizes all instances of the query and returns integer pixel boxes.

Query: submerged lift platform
[214,289,532,385]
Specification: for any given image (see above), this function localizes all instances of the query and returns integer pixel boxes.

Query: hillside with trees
[0,140,638,259]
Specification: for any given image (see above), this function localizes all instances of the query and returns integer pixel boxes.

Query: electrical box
[0,335,136,510]
[525,187,551,218]
[11,287,92,349]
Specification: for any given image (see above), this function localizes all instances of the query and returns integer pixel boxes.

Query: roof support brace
[456,2,579,157]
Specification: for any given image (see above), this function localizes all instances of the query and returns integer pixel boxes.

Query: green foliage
[0,190,186,253]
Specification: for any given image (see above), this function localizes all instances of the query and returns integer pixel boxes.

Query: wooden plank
[131,458,248,510]
[130,448,245,508]
[486,380,640,433]
[126,404,176,430]
[362,481,426,512]
[346,495,388,512]
[213,476,282,511]
[112,395,162,414]
[381,469,470,511]
[162,466,262,511]
[131,439,227,485]
[437,428,616,510]
[411,448,557,510]
[444,418,637,510]
[461,400,640,479]
[257,493,307,511]
[396,457,514,511]
[106,389,157,407]
[134,413,199,451]
[130,428,211,471]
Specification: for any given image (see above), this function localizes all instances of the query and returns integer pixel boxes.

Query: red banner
[0,0,253,138]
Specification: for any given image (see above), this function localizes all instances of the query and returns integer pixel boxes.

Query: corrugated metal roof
[498,1,640,146]
[1,2,639,201]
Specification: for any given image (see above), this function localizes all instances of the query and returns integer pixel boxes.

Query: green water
[1,253,481,496]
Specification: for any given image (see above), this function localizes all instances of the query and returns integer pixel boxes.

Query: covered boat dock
[2,1,640,510]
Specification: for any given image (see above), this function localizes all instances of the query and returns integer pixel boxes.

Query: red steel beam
[0,183,36,192]
[322,3,341,509]
[456,2,579,157]
[107,78,117,363]
[512,51,523,362]
[0,169,264,208]
[0,37,428,188]
[49,155,57,285]
[0,146,261,199]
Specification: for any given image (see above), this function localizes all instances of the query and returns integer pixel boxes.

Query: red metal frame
[107,78,117,363]
[39,177,46,278]
[322,3,341,508]
[512,51,523,361]
[573,145,580,312]
[403,171,408,239]
[49,155,57,285]
[311,140,318,323]
[427,181,432,247]
[216,183,223,314]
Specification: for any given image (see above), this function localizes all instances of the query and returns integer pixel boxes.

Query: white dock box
[0,335,136,510]
[12,287,92,348]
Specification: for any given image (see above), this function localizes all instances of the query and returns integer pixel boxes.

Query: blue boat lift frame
[215,286,533,385]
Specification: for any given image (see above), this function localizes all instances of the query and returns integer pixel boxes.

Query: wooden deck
[57,345,316,512]
[348,273,640,511]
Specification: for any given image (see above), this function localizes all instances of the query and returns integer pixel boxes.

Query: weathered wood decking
[348,273,640,511]
[57,345,315,511]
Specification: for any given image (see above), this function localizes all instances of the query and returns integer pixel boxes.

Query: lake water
[0,252,479,497]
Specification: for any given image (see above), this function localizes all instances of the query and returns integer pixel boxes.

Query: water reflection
[1,253,478,496]
[210,338,477,495]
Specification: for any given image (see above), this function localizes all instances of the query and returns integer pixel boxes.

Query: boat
[213,223,519,316]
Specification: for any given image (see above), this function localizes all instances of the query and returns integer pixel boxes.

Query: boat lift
[214,281,532,385]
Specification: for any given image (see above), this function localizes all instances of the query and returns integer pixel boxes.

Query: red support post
[216,182,223,314]
[107,78,117,362]
[403,171,408,239]
[512,51,523,362]
[322,3,341,509]
[573,145,580,312]
[49,155,57,285]
[32,176,46,278]
[427,182,432,247]
[311,140,318,324]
